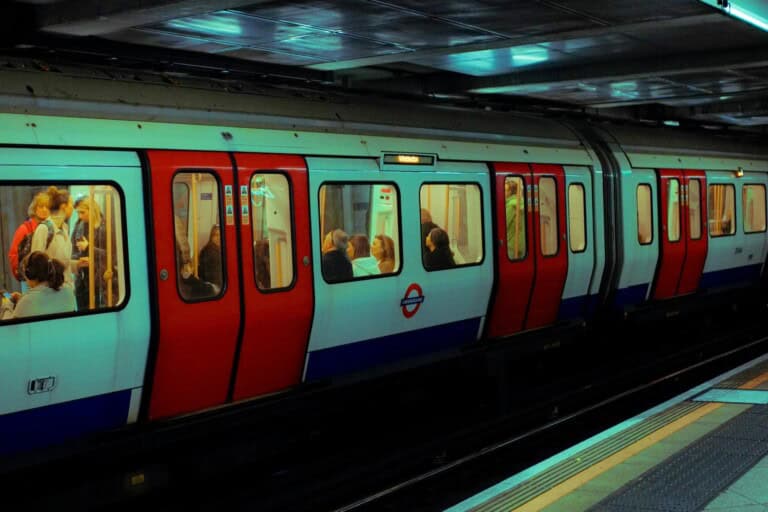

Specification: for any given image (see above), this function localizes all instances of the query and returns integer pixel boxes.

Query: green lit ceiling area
[5,0,768,128]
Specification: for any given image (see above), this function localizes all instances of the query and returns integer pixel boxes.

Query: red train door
[525,164,568,329]
[677,171,708,295]
[147,151,241,420]
[487,163,535,337]
[231,154,314,401]
[654,169,686,299]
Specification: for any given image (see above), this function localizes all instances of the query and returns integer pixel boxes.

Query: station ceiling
[4,0,768,131]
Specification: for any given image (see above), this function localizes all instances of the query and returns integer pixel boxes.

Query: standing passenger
[31,186,74,282]
[71,197,117,310]
[347,234,379,277]
[8,192,50,285]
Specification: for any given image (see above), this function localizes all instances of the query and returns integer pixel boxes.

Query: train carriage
[0,66,767,468]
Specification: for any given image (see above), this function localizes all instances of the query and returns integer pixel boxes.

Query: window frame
[567,182,587,254]
[504,175,527,262]
[538,176,560,258]
[708,183,737,238]
[742,183,767,234]
[249,171,298,294]
[637,183,654,246]
[0,179,131,325]
[171,169,228,304]
[317,180,404,284]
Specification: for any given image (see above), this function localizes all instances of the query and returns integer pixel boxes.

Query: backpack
[16,219,55,281]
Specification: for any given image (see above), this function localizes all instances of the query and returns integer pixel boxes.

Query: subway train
[0,64,767,467]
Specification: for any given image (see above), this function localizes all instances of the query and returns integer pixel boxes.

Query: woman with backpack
[8,191,50,289]
[31,186,75,283]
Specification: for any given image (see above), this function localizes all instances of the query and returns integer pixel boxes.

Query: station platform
[447,353,768,512]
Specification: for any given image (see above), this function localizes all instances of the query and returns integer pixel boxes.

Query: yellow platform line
[738,372,768,389]
[511,402,723,512]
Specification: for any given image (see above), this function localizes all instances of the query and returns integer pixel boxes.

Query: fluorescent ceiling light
[700,0,768,32]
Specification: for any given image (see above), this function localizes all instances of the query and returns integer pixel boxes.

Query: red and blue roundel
[400,283,425,318]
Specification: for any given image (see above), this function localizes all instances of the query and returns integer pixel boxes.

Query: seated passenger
[1,251,75,319]
[346,234,379,277]
[424,227,456,271]
[321,229,353,283]
[420,208,439,260]
[254,239,271,289]
[198,225,223,290]
[372,234,396,274]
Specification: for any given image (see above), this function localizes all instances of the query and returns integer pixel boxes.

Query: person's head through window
[347,234,370,260]
[29,192,51,222]
[23,251,66,291]
[425,227,455,270]
[426,227,449,253]
[372,234,395,273]
[208,225,221,248]
[47,186,72,228]
[420,208,432,225]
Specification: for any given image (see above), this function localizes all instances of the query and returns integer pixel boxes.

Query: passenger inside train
[424,227,456,271]
[0,251,75,319]
[1,184,125,320]
[347,235,379,277]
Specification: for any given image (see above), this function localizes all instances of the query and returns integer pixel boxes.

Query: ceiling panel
[234,0,503,49]
[549,0,712,24]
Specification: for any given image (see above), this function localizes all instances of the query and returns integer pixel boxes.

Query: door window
[568,183,586,253]
[637,184,653,245]
[172,172,224,301]
[250,174,295,290]
[689,180,702,240]
[539,177,558,256]
[667,179,681,242]
[504,176,526,260]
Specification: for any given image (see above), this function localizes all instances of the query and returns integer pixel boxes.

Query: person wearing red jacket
[8,192,50,282]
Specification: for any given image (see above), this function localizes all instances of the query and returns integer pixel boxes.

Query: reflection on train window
[173,172,224,301]
[742,184,766,234]
[708,184,736,237]
[319,183,400,283]
[667,179,681,242]
[251,174,295,291]
[420,183,483,270]
[689,180,702,240]
[637,184,653,245]
[539,177,558,257]
[0,184,127,321]
[568,183,586,253]
[504,176,526,261]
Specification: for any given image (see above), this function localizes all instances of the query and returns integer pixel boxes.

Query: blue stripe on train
[558,295,593,320]
[0,389,132,456]
[305,317,482,381]
[700,264,762,290]
[614,283,649,309]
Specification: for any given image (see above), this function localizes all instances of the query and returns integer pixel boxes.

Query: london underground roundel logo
[401,283,425,318]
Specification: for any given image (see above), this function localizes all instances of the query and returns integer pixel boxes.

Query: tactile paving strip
[587,404,768,512]
[469,402,706,512]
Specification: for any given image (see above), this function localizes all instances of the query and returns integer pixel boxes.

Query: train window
[742,184,766,234]
[689,180,702,240]
[420,183,484,270]
[251,174,295,291]
[172,172,224,301]
[667,179,681,242]
[0,184,127,322]
[637,184,653,245]
[504,177,526,261]
[319,183,400,283]
[539,177,558,257]
[708,184,736,236]
[568,183,586,253]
